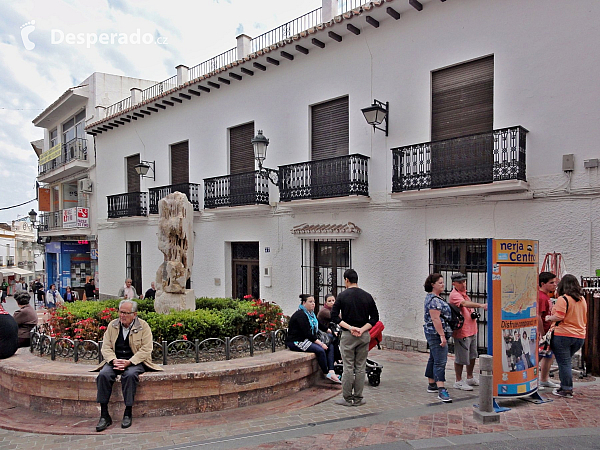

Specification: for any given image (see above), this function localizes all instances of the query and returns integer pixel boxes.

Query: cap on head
[451,273,467,282]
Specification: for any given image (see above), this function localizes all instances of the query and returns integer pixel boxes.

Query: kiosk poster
[489,239,539,397]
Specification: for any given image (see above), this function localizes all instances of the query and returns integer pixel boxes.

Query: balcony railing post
[162,340,168,365]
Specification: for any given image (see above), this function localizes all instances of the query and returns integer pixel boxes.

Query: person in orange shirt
[546,274,587,398]
[448,273,487,391]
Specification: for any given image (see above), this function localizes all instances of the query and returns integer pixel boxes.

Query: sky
[0,0,321,223]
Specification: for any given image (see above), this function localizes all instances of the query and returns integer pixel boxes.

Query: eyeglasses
[118,311,135,315]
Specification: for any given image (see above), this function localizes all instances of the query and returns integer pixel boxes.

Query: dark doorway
[232,242,259,300]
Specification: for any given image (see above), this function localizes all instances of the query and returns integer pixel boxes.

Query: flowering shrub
[245,296,288,334]
[46,305,117,341]
[42,297,289,342]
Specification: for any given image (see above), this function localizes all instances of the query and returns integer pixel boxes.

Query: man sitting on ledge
[94,299,162,432]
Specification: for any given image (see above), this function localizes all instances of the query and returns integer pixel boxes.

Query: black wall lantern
[134,160,155,180]
[251,130,279,185]
[361,99,389,136]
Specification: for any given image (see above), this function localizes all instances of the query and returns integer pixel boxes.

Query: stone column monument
[154,192,196,313]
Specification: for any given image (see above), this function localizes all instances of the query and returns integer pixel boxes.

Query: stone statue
[154,192,196,313]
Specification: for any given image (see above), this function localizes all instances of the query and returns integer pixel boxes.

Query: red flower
[99,326,107,330]
[259,314,264,318]
[182,335,188,341]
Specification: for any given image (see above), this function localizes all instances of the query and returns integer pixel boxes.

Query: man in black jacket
[330,269,379,406]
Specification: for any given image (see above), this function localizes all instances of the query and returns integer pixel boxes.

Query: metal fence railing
[251,8,322,53]
[189,47,238,81]
[30,328,287,365]
[105,96,132,117]
[141,75,178,102]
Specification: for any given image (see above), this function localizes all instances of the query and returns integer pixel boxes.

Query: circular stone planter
[0,348,319,418]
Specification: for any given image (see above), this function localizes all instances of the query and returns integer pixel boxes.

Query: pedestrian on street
[1,280,8,303]
[448,273,487,391]
[118,279,138,300]
[537,271,560,389]
[546,274,587,398]
[46,284,62,309]
[84,278,96,300]
[423,273,453,403]
[331,269,379,407]
[143,282,156,300]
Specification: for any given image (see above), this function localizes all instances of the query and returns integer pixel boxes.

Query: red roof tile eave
[86,0,390,131]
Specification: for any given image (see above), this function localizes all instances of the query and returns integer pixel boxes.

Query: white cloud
[0,0,320,222]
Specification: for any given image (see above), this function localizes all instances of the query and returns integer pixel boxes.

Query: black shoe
[96,416,112,432]
[121,415,132,428]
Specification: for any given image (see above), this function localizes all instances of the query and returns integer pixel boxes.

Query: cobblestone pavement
[0,349,597,450]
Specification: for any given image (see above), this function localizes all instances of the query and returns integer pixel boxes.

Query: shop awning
[0,268,15,277]
[11,268,34,276]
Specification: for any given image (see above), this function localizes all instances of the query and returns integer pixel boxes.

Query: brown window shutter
[229,122,255,175]
[432,56,494,141]
[311,96,349,161]
[171,141,189,184]
[126,154,140,193]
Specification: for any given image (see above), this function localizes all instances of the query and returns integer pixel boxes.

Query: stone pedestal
[155,289,196,314]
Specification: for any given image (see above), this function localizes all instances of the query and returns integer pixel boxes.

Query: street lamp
[134,160,155,180]
[361,99,389,136]
[251,130,278,185]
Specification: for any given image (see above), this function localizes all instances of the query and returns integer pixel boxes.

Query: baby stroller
[332,321,384,386]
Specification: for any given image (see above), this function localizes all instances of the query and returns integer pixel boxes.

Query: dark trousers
[286,341,335,374]
[96,363,145,407]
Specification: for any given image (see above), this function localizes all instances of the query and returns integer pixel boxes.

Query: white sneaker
[540,380,560,388]
[453,380,474,391]
[465,377,479,386]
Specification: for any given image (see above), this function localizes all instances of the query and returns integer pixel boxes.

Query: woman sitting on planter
[286,294,341,384]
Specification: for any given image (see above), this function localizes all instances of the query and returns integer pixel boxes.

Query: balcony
[38,138,89,183]
[148,183,200,214]
[392,126,528,195]
[279,154,369,202]
[39,207,91,231]
[107,193,148,218]
[204,171,269,209]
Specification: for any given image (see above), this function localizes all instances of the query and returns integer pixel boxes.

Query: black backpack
[445,300,464,331]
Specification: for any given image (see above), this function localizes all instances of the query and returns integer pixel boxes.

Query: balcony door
[126,154,140,193]
[171,141,189,185]
[232,242,259,300]
[431,56,494,188]
[229,122,255,205]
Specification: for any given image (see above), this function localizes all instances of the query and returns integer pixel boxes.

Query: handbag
[538,328,553,356]
[317,330,332,346]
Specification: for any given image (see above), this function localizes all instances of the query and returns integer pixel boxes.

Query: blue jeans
[287,341,334,374]
[551,335,584,391]
[424,332,448,383]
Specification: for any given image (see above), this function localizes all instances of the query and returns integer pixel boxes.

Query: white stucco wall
[93,0,600,340]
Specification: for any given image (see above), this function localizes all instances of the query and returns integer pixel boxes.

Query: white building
[86,0,600,347]
[0,219,42,294]
[32,73,157,298]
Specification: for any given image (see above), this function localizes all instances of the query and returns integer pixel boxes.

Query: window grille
[429,239,488,352]
[301,239,351,310]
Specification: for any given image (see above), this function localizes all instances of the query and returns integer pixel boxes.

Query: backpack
[445,301,464,331]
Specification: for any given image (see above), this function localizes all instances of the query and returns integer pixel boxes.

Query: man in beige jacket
[94,299,162,432]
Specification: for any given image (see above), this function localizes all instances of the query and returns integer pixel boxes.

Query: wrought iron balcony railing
[39,210,62,230]
[148,183,200,214]
[279,154,369,202]
[392,126,528,192]
[107,192,148,218]
[204,171,269,209]
[38,138,88,175]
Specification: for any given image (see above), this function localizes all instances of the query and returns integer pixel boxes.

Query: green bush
[46,297,288,342]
